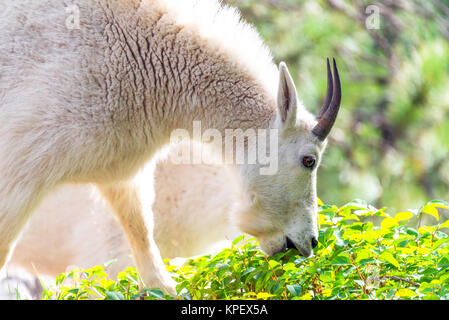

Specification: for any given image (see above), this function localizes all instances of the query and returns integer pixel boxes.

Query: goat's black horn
[312,58,341,141]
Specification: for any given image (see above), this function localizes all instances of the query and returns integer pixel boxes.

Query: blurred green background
[227,0,449,213]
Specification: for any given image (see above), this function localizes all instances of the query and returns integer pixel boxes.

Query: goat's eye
[302,156,316,169]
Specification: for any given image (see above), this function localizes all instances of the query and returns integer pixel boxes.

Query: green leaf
[105,291,124,300]
[381,217,398,230]
[423,294,440,300]
[319,227,335,246]
[426,200,449,209]
[55,273,66,286]
[320,270,333,282]
[418,225,437,234]
[406,228,419,237]
[286,284,302,297]
[331,254,352,265]
[394,211,414,222]
[242,267,257,277]
[68,288,79,295]
[147,289,165,299]
[257,292,275,299]
[421,204,439,221]
[355,249,375,263]
[232,235,247,246]
[395,288,418,298]
[340,199,369,211]
[440,220,449,229]
[268,260,280,269]
[379,251,401,269]
[216,263,230,271]
[433,238,449,250]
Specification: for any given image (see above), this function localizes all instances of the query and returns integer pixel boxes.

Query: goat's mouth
[286,237,296,250]
[285,237,312,257]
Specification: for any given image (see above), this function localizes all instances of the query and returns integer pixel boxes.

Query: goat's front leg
[98,179,177,296]
[0,173,54,273]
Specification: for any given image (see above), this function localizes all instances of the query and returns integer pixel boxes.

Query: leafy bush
[42,199,449,300]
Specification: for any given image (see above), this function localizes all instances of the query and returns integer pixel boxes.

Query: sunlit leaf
[418,226,437,234]
[257,292,275,299]
[395,288,418,298]
[440,220,449,229]
[394,211,414,222]
[381,217,398,230]
[421,204,439,221]
[379,251,400,269]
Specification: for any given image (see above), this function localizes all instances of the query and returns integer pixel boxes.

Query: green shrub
[42,199,449,300]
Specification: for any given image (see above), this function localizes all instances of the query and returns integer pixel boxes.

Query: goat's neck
[158,69,279,183]
[148,49,278,142]
[106,5,279,179]
[156,58,279,176]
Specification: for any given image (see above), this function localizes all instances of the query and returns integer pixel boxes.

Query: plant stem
[385,275,420,287]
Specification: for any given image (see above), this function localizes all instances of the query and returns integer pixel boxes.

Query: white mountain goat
[0,0,341,295]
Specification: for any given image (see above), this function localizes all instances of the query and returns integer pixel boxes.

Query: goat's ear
[277,62,298,128]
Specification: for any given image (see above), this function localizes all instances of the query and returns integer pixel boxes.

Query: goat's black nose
[311,237,318,249]
[286,237,296,250]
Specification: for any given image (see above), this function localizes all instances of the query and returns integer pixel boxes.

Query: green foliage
[42,262,173,300]
[43,199,449,300]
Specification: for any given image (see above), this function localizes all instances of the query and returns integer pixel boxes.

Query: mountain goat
[0,0,341,295]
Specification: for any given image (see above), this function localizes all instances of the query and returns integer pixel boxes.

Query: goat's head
[237,58,341,257]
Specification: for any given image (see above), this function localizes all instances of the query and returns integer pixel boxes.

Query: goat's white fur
[0,0,328,295]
